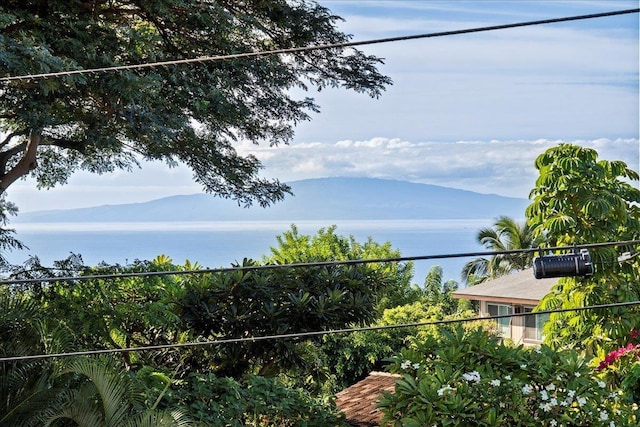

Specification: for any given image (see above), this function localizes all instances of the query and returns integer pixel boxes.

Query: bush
[378,327,637,426]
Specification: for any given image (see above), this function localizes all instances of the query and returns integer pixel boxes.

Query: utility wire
[1,300,638,363]
[2,240,638,286]
[1,8,637,83]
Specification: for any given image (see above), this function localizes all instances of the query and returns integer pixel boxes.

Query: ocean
[7,219,492,284]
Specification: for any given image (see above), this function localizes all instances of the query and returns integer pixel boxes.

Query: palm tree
[37,358,191,427]
[462,216,541,285]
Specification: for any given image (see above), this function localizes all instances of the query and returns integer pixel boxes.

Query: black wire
[1,8,637,82]
[2,240,638,286]
[1,300,637,363]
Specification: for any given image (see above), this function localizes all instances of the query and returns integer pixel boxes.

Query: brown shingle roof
[335,372,399,427]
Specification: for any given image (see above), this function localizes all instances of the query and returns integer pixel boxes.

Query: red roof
[335,372,399,426]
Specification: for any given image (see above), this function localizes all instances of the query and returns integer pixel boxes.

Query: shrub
[378,327,637,426]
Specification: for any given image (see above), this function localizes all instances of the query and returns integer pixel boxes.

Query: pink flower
[597,343,640,371]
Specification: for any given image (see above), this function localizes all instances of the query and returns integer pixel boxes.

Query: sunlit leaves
[527,143,640,355]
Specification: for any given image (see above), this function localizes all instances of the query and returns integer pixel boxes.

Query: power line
[1,8,637,83]
[1,300,637,363]
[2,240,638,286]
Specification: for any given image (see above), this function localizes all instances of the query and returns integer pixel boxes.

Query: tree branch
[0,131,40,195]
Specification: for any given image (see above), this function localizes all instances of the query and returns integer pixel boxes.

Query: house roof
[335,372,399,427]
[452,269,557,305]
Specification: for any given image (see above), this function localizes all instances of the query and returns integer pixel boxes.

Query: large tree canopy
[0,0,391,206]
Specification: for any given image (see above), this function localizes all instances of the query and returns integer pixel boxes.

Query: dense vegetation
[3,143,640,425]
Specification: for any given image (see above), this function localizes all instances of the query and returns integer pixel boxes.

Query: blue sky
[8,0,639,212]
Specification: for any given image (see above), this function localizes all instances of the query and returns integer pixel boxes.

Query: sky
[7,0,640,212]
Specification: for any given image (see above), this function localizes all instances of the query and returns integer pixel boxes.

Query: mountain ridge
[14,177,530,223]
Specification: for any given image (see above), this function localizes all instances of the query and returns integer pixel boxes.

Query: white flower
[597,380,606,388]
[600,411,609,421]
[499,402,506,408]
[520,364,528,369]
[490,379,501,386]
[540,390,549,401]
[577,396,587,407]
[561,399,570,407]
[437,385,454,396]
[522,384,533,395]
[462,371,481,383]
[540,402,553,412]
[549,398,558,406]
[550,420,558,427]
[567,390,576,399]
[412,363,421,370]
[574,372,581,378]
[546,383,556,391]
[504,375,511,381]
[610,421,616,427]
[400,360,412,370]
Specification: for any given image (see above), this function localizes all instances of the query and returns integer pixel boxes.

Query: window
[487,304,512,337]
[524,307,549,342]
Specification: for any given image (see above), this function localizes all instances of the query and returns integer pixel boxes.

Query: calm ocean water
[8,219,491,284]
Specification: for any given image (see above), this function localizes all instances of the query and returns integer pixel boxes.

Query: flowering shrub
[378,327,637,426]
[597,331,640,402]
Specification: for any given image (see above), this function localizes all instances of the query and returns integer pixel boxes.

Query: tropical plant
[379,327,637,426]
[0,289,73,427]
[462,216,541,284]
[0,1,390,207]
[178,257,391,379]
[266,225,420,312]
[423,265,461,315]
[165,372,348,427]
[526,144,640,354]
[35,358,191,427]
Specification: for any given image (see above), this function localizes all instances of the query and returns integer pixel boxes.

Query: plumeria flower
[462,371,481,383]
[437,385,455,396]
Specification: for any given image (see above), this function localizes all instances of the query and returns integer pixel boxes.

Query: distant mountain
[14,178,529,223]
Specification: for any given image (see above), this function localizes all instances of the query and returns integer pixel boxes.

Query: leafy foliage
[165,373,347,427]
[526,144,640,354]
[0,1,390,205]
[379,327,638,426]
[265,225,421,312]
[179,257,389,378]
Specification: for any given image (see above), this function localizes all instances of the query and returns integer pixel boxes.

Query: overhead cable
[2,240,638,286]
[0,8,638,83]
[1,300,638,363]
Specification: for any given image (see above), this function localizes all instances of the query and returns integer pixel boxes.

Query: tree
[423,265,460,315]
[462,216,541,284]
[0,1,390,207]
[526,144,640,354]
[266,225,420,311]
